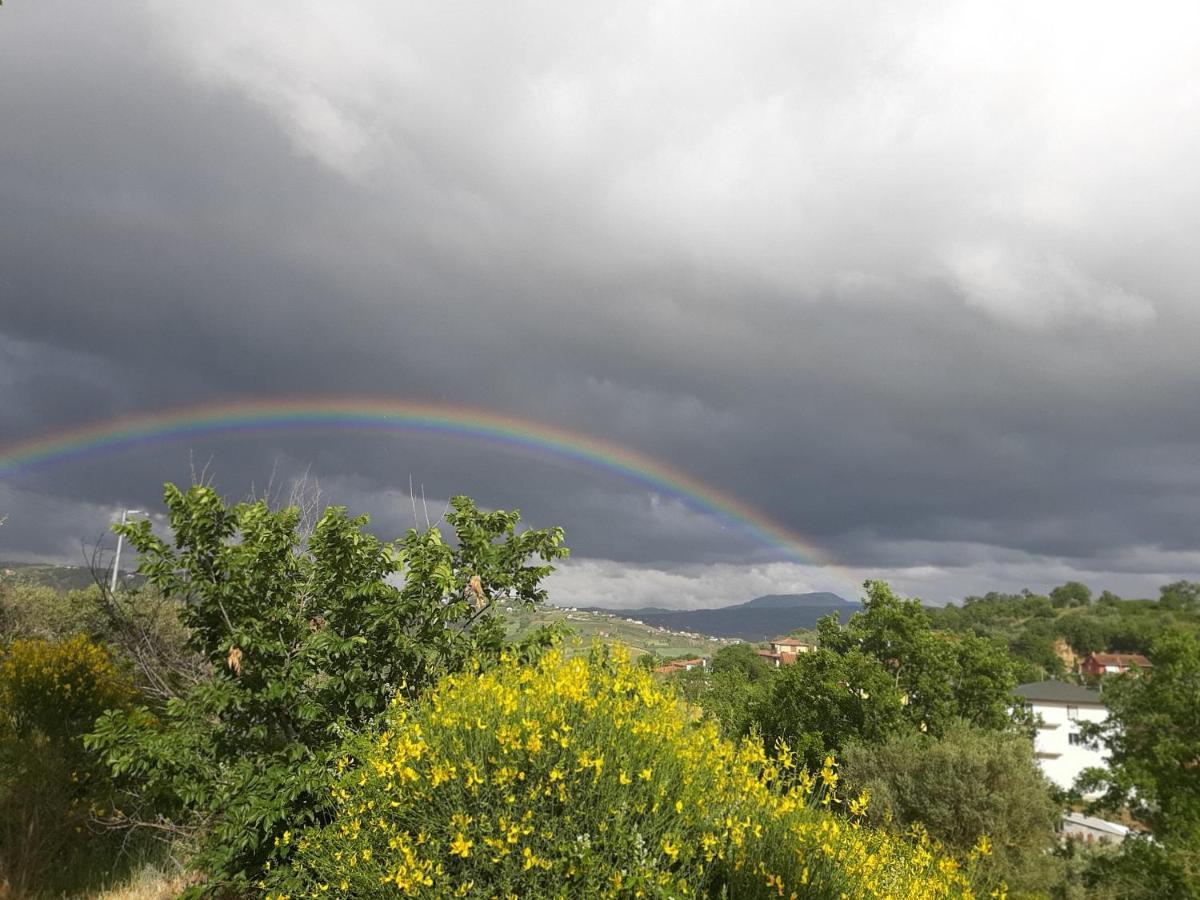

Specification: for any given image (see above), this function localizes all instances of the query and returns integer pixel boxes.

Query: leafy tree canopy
[817,580,1019,736]
[88,483,568,893]
[710,641,772,682]
[746,581,1019,769]
[1050,581,1092,609]
[1078,631,1200,889]
[1160,580,1200,611]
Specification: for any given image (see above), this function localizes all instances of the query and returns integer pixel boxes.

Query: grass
[82,861,191,900]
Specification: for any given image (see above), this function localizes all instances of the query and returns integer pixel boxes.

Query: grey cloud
[2,2,1200,603]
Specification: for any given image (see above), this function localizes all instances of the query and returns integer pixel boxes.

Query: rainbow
[0,396,846,576]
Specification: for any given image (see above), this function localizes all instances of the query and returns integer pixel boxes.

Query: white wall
[1030,700,1107,792]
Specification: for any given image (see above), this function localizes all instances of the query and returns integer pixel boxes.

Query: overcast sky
[3,1,1200,607]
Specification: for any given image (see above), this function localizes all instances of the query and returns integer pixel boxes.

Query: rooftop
[1083,652,1151,667]
[1062,812,1130,838]
[1014,680,1105,705]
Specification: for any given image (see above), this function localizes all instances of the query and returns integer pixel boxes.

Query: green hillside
[0,560,121,592]
[504,604,739,660]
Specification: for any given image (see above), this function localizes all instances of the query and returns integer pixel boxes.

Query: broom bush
[268,648,984,899]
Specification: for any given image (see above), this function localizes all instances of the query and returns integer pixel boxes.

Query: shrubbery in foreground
[268,649,983,899]
[88,484,568,890]
[0,636,139,895]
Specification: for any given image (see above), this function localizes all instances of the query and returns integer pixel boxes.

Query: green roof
[1013,681,1104,705]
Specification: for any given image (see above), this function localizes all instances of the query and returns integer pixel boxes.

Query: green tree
[710,642,772,682]
[1010,619,1066,679]
[1057,613,1110,656]
[636,650,662,670]
[1080,837,1194,900]
[949,632,1024,731]
[1159,580,1200,611]
[696,646,775,740]
[1050,581,1092,609]
[1078,631,1200,892]
[753,647,905,768]
[841,723,1062,896]
[818,581,1019,736]
[87,484,568,893]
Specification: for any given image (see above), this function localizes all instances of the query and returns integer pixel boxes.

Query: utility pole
[109,508,141,593]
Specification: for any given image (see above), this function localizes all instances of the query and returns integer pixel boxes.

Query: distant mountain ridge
[739,592,851,610]
[581,592,856,642]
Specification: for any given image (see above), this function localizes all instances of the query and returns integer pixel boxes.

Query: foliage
[0,582,110,642]
[0,636,140,895]
[1006,619,1065,681]
[709,641,773,682]
[695,582,1021,770]
[926,582,1200,671]
[87,484,568,894]
[270,649,978,899]
[1159,580,1200,611]
[817,581,1020,736]
[752,646,907,769]
[1049,582,1092,609]
[689,644,774,739]
[1055,613,1110,656]
[841,723,1061,897]
[1078,631,1200,891]
[1077,836,1195,900]
[0,579,197,703]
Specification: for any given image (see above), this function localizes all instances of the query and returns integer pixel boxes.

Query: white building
[1013,681,1107,792]
[1060,811,1130,845]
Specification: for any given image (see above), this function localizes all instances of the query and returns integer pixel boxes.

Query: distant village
[582,609,1153,849]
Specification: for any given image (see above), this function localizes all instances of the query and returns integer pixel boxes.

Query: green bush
[270,649,978,899]
[88,485,568,894]
[0,635,139,895]
[0,582,109,642]
[841,723,1062,897]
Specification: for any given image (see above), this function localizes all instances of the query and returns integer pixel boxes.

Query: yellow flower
[450,831,472,858]
[973,834,992,858]
[847,790,870,818]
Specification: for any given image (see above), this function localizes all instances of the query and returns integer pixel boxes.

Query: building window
[1066,705,1079,721]
[1069,732,1084,747]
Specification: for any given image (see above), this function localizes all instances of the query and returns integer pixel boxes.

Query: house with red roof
[755,636,817,668]
[1078,652,1151,678]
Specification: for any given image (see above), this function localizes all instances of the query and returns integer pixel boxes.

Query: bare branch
[84,536,204,703]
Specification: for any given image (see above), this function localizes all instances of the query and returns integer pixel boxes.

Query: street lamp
[110,508,143,593]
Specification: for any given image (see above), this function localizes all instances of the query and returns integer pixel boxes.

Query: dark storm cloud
[3,1,1200,603]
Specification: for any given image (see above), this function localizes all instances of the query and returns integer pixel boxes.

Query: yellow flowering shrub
[270,649,977,899]
[0,635,139,894]
[0,634,136,742]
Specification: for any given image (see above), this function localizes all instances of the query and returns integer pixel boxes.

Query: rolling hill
[0,560,138,592]
[504,605,738,660]
[580,592,857,641]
